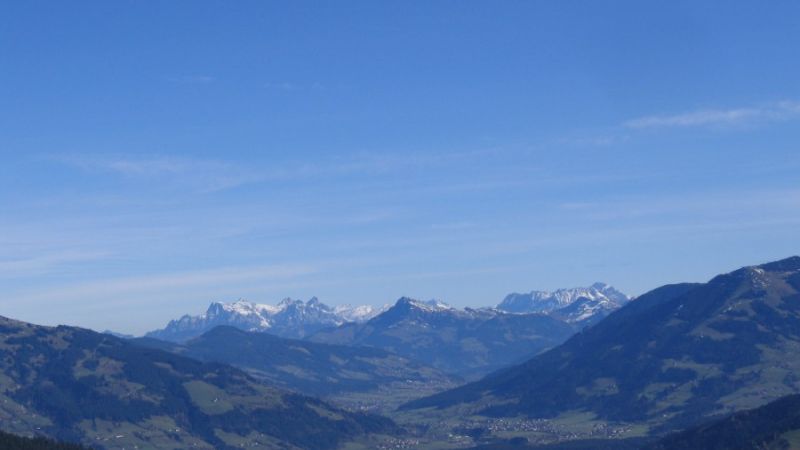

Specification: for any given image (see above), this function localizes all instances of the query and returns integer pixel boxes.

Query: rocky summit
[145,297,388,342]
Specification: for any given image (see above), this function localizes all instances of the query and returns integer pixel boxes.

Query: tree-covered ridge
[0,317,396,450]
[134,325,459,409]
[0,431,88,450]
[648,393,800,450]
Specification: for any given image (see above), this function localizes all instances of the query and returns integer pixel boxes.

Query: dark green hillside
[134,326,460,410]
[648,393,800,450]
[405,256,800,435]
[0,431,88,450]
[0,316,396,449]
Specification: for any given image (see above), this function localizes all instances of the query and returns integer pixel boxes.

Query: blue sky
[1,1,799,334]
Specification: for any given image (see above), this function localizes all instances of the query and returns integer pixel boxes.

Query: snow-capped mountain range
[496,282,631,324]
[146,297,388,342]
[145,283,630,343]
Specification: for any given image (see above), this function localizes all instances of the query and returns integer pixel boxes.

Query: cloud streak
[47,148,499,193]
[624,100,800,129]
[0,251,110,277]
[557,188,800,221]
[51,154,264,192]
[11,263,317,306]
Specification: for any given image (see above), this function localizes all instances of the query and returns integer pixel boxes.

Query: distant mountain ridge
[497,282,631,325]
[308,296,576,378]
[146,283,628,344]
[146,297,388,342]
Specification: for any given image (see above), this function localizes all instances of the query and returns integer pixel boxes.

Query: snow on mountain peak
[496,283,631,324]
[147,297,386,342]
[422,299,453,310]
[394,297,454,312]
[334,303,390,322]
[147,284,632,344]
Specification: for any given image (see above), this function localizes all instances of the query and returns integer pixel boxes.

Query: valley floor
[341,407,651,449]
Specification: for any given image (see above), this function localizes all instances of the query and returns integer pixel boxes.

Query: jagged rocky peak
[496,282,631,324]
[334,303,390,322]
[590,281,630,301]
[393,297,453,312]
[424,298,453,309]
[209,298,277,316]
[146,296,386,342]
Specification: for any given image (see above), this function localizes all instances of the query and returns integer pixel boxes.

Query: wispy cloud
[46,147,509,196]
[48,149,492,192]
[264,81,324,91]
[557,188,800,221]
[624,100,800,129]
[476,187,800,258]
[0,251,110,277]
[486,216,800,258]
[50,154,263,192]
[73,264,309,297]
[3,263,318,334]
[9,264,316,308]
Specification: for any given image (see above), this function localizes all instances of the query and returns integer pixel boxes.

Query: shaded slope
[0,431,88,450]
[648,394,800,450]
[405,256,800,433]
[134,326,460,409]
[0,316,396,449]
